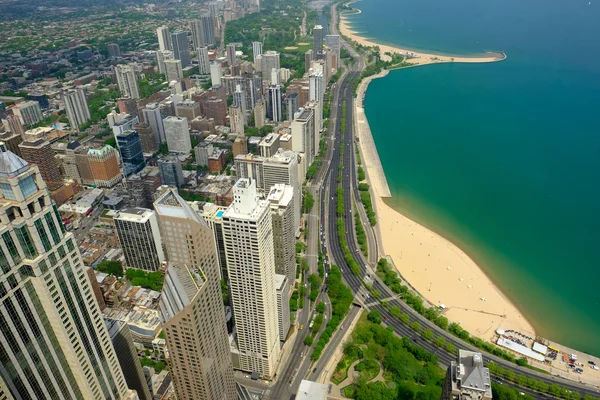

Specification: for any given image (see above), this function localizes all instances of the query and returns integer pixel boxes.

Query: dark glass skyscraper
[116,130,145,177]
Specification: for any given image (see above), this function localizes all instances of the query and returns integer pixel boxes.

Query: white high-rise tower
[63,88,91,129]
[222,179,280,378]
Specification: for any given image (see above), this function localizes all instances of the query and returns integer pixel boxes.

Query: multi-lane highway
[320,13,600,399]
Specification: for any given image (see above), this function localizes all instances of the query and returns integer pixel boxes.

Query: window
[15,226,37,259]
[2,232,20,265]
[18,175,38,199]
[35,219,52,252]
[44,213,60,244]
[0,246,10,274]
[0,182,16,200]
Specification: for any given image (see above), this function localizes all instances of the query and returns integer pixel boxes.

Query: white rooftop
[296,380,327,400]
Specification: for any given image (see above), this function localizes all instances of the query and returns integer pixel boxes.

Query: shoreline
[339,2,505,66]
[353,65,536,341]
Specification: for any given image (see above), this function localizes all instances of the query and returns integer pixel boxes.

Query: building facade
[63,88,91,130]
[0,145,132,399]
[163,116,191,154]
[114,208,165,271]
[154,190,236,400]
[268,184,296,288]
[116,130,146,177]
[114,64,140,100]
[87,145,122,188]
[222,179,280,378]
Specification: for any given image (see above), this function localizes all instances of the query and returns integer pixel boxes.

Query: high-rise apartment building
[134,123,158,154]
[268,184,296,287]
[3,114,25,140]
[12,100,43,126]
[158,156,184,188]
[105,319,153,400]
[267,85,282,122]
[18,139,63,192]
[115,64,140,100]
[442,350,492,400]
[107,43,121,58]
[291,107,315,164]
[261,51,280,81]
[263,148,301,234]
[234,153,265,189]
[210,62,223,86]
[171,31,191,68]
[305,49,314,73]
[229,105,245,135]
[252,41,263,63]
[87,145,122,188]
[197,203,228,280]
[226,43,237,66]
[313,25,324,54]
[258,133,280,158]
[116,130,146,176]
[142,103,166,143]
[199,14,216,46]
[114,208,165,271]
[117,98,138,119]
[164,59,183,82]
[325,34,341,68]
[63,88,91,129]
[156,25,172,51]
[285,92,299,122]
[163,116,191,154]
[309,71,324,135]
[155,50,173,74]
[191,20,204,50]
[233,84,247,118]
[275,274,291,341]
[305,100,321,155]
[254,99,266,128]
[0,144,133,399]
[198,46,210,75]
[154,189,236,400]
[222,179,280,378]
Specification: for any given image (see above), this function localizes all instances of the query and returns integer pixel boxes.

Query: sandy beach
[354,72,535,340]
[339,8,505,65]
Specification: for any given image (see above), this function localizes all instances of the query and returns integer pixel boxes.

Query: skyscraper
[156,25,172,51]
[3,114,25,139]
[87,145,122,188]
[142,103,166,143]
[234,153,265,189]
[0,144,133,399]
[222,179,280,378]
[164,59,183,82]
[267,85,282,122]
[158,156,184,188]
[114,208,165,271]
[198,46,210,75]
[154,189,236,400]
[115,64,140,100]
[163,116,191,154]
[116,130,146,176]
[12,100,43,126]
[18,139,63,192]
[252,41,263,63]
[210,62,222,86]
[313,25,324,55]
[254,99,266,128]
[171,31,191,68]
[105,319,153,400]
[107,43,121,58]
[261,51,280,81]
[285,92,299,121]
[305,49,314,73]
[155,50,173,74]
[63,88,91,129]
[233,84,247,119]
[191,20,204,50]
[291,107,315,164]
[229,105,245,135]
[226,43,237,66]
[263,148,301,234]
[325,34,341,68]
[267,184,297,288]
[200,14,216,46]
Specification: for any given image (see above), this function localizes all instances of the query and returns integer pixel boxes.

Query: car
[591,365,599,371]
[519,392,525,396]
[589,361,597,365]
[300,352,303,357]
[313,368,317,373]
[299,324,304,330]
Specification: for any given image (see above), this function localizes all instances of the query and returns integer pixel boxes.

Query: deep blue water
[351,0,600,355]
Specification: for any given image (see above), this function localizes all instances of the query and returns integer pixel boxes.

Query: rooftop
[455,350,492,399]
[0,144,29,178]
[115,207,154,222]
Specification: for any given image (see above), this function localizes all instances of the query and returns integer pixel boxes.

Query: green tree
[410,321,422,332]
[422,328,434,341]
[96,260,123,277]
[367,310,381,325]
[399,313,410,324]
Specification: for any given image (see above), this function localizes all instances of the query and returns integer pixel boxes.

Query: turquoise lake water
[346,0,600,356]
